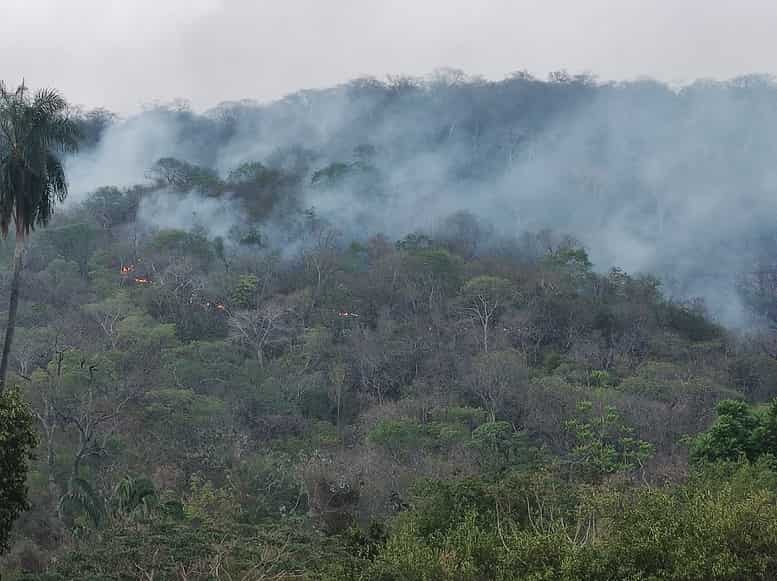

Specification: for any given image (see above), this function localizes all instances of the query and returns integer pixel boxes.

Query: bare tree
[229,297,298,367]
[466,350,528,421]
[299,214,341,301]
[83,291,138,350]
[461,276,513,353]
[28,350,134,511]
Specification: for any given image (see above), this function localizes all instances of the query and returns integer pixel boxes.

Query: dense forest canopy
[4,71,777,579]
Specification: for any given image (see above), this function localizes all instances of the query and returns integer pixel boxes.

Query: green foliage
[544,244,593,272]
[0,387,37,554]
[664,301,723,341]
[433,406,489,427]
[116,314,177,355]
[185,474,241,526]
[31,513,322,580]
[232,274,259,308]
[3,112,777,577]
[368,417,471,459]
[468,421,531,472]
[150,227,213,263]
[82,186,138,228]
[0,82,80,237]
[412,249,464,290]
[40,223,98,278]
[690,398,777,464]
[143,388,225,425]
[58,477,106,528]
[565,401,654,481]
[111,475,158,520]
[617,361,705,400]
[230,452,303,522]
[330,462,777,581]
[148,157,222,193]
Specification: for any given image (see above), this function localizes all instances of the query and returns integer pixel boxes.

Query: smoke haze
[65,73,777,326]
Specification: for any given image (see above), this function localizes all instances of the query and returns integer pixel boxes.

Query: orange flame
[134,277,152,285]
[120,264,136,274]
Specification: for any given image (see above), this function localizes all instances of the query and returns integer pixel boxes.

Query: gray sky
[2,0,777,113]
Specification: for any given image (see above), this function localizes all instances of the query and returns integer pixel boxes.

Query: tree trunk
[0,233,26,392]
[336,385,342,437]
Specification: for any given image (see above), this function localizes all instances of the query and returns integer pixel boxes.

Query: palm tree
[0,82,79,391]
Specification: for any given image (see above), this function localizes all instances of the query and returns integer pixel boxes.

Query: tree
[229,296,298,367]
[83,291,139,350]
[466,350,527,422]
[690,398,777,464]
[460,276,513,353]
[0,82,79,391]
[40,222,98,279]
[29,350,132,515]
[0,386,37,554]
[147,157,221,193]
[565,401,653,482]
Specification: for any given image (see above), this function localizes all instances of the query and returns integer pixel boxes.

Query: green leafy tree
[565,401,653,481]
[231,274,259,308]
[0,82,79,390]
[691,398,777,464]
[468,421,529,472]
[147,157,221,193]
[40,222,97,279]
[0,387,37,553]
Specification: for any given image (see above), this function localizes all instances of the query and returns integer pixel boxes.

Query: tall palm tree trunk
[0,232,25,391]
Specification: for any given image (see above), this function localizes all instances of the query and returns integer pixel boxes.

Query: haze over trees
[4,72,777,579]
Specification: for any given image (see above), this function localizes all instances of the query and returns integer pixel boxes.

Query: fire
[134,277,152,285]
[338,311,360,319]
[120,264,136,274]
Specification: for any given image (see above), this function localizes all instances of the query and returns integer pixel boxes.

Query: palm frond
[59,477,106,527]
[112,475,159,519]
[32,88,67,118]
[0,81,79,238]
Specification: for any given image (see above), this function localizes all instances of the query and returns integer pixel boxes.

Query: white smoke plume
[64,73,777,326]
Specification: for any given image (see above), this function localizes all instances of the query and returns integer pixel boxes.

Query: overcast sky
[2,0,776,113]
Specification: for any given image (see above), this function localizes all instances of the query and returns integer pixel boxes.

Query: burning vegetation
[337,311,360,319]
[119,263,152,286]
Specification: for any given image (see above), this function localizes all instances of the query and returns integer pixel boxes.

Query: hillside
[4,73,777,579]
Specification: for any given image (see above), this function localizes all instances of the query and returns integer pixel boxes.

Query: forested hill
[5,73,777,579]
[71,71,777,326]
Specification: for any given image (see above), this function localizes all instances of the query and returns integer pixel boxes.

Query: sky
[2,0,777,113]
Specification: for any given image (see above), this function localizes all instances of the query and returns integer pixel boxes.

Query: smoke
[64,73,777,326]
[136,190,246,241]
[65,105,226,202]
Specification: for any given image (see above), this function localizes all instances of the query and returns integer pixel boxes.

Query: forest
[3,72,777,579]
